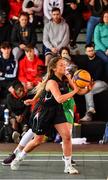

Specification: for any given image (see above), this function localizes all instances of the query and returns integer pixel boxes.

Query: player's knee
[62,132,71,142]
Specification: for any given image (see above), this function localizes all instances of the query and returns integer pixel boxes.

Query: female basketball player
[10,56,79,174]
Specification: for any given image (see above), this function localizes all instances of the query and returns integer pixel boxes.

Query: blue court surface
[0,152,108,179]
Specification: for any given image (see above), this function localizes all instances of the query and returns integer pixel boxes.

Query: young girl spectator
[59,46,78,66]
[59,46,71,58]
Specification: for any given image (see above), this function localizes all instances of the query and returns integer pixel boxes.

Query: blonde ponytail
[32,56,62,100]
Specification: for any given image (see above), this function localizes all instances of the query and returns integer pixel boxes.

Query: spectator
[0,10,12,45]
[86,0,108,45]
[43,7,69,66]
[43,0,64,24]
[18,44,45,91]
[0,42,18,98]
[22,0,43,27]
[94,11,108,62]
[11,11,38,61]
[59,46,79,69]
[80,44,108,122]
[82,0,91,23]
[6,80,31,143]
[9,0,23,24]
[63,0,84,49]
[59,46,71,58]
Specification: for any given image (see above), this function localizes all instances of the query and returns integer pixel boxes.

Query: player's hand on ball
[77,87,90,95]
[77,80,94,95]
[71,78,80,93]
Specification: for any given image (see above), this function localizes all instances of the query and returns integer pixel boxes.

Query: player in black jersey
[10,56,79,174]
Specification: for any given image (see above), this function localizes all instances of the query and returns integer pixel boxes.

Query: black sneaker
[62,156,76,166]
[2,153,16,165]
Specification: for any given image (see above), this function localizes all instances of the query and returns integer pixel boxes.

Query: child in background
[59,46,71,58]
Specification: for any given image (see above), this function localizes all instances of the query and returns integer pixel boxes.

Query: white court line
[0,159,108,162]
[0,154,108,157]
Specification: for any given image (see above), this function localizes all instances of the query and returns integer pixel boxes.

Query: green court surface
[0,153,108,180]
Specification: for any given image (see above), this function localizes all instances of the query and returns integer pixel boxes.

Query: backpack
[102,122,108,144]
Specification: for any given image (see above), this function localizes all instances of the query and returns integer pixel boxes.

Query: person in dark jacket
[7,80,31,143]
[79,44,108,122]
[0,10,12,45]
[63,0,85,49]
[11,11,38,61]
[0,42,18,98]
[0,0,10,17]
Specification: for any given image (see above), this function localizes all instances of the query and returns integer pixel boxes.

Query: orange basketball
[73,69,92,88]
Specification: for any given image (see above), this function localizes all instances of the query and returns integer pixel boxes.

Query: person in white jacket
[43,0,64,23]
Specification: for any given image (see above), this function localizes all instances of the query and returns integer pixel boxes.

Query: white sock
[19,129,34,147]
[61,143,65,157]
[62,143,72,160]
[64,156,71,167]
[19,150,27,159]
[13,148,21,155]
